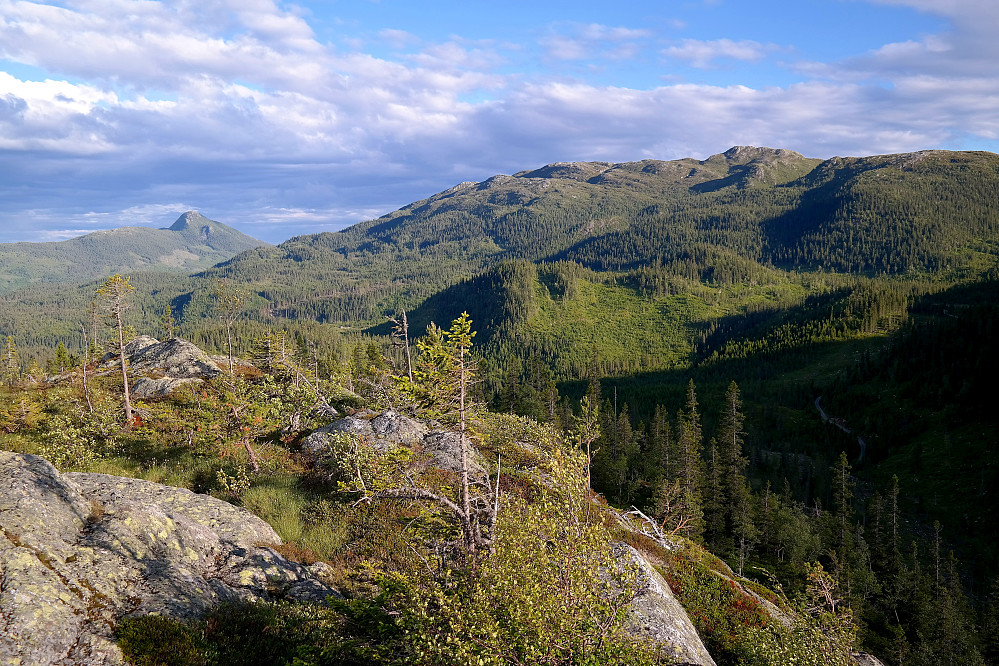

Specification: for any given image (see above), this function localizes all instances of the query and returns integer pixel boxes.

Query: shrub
[116,615,205,666]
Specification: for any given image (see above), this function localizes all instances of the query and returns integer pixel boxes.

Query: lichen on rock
[0,451,339,666]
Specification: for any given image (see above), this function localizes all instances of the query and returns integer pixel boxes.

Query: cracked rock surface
[0,452,339,666]
[616,543,718,666]
[96,336,224,399]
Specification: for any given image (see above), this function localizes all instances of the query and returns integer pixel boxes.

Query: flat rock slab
[0,452,339,666]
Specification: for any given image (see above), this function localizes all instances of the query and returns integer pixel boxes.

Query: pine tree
[612,404,635,503]
[703,438,726,550]
[388,309,413,382]
[213,278,246,374]
[888,474,901,565]
[649,403,672,485]
[47,341,75,374]
[717,380,755,565]
[397,312,495,559]
[830,451,855,556]
[729,479,756,576]
[160,303,177,339]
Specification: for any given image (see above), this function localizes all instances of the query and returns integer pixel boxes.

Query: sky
[1,0,997,245]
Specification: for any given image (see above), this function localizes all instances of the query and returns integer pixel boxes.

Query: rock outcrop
[96,336,224,399]
[616,544,718,666]
[302,410,488,476]
[0,452,338,666]
[302,409,428,453]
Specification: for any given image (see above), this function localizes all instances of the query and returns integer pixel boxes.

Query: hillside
[0,335,865,666]
[195,147,998,329]
[3,147,999,386]
[0,211,268,293]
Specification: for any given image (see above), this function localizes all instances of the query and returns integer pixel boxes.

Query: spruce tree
[2,336,20,387]
[675,379,705,540]
[703,438,726,550]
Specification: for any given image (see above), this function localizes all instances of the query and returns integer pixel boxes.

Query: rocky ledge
[0,451,338,666]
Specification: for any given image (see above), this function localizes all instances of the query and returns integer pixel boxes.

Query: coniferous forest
[2,146,999,665]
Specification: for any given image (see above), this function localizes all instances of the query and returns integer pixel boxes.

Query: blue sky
[1,0,996,244]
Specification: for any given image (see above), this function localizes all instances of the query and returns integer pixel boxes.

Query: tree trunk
[243,438,261,473]
[226,324,234,374]
[116,310,133,425]
[458,346,474,556]
[402,311,413,382]
[79,324,93,413]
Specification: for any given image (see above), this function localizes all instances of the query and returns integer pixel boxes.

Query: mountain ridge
[0,212,268,293]
[197,145,997,328]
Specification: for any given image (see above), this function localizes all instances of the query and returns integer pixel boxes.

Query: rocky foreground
[0,451,338,665]
[0,437,718,666]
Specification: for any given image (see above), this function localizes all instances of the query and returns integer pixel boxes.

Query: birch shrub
[335,445,671,666]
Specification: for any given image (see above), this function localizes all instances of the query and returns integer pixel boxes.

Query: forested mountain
[4,146,999,379]
[0,211,267,293]
[185,146,998,328]
[2,146,999,664]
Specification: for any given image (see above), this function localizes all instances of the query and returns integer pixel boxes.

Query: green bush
[116,615,206,666]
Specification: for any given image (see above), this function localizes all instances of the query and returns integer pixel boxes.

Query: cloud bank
[0,0,996,243]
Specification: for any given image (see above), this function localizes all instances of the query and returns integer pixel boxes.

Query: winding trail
[815,396,867,464]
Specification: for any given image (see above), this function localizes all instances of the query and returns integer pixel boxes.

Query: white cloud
[0,72,118,153]
[663,39,779,68]
[540,22,653,62]
[378,28,419,49]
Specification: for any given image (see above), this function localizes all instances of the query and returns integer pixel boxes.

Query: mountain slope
[0,211,268,292]
[204,146,999,329]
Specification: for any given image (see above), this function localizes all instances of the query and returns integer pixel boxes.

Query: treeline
[561,374,991,665]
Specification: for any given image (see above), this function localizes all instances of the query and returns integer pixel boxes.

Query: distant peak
[720,146,804,161]
[168,211,212,231]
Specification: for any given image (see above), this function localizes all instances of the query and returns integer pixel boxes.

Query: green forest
[2,146,999,665]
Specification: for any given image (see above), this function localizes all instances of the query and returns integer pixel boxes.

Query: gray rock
[124,337,222,380]
[370,410,428,444]
[94,335,161,368]
[615,543,717,666]
[92,336,224,398]
[304,410,487,477]
[302,409,427,455]
[123,335,160,356]
[421,430,487,476]
[853,652,887,666]
[301,415,374,457]
[0,452,339,666]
